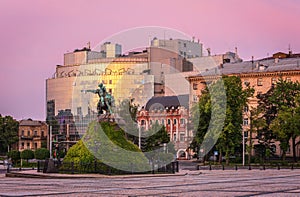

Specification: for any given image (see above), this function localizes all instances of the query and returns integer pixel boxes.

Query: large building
[187,51,300,158]
[18,119,48,151]
[46,38,203,141]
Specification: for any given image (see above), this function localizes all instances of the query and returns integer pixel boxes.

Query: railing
[197,163,300,171]
[37,160,179,175]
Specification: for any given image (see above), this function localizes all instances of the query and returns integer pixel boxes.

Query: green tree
[190,76,253,165]
[214,76,253,164]
[142,123,175,165]
[0,115,19,153]
[247,107,267,164]
[7,150,20,164]
[21,149,34,163]
[143,123,172,152]
[34,148,50,160]
[64,140,95,163]
[117,98,140,145]
[189,87,211,162]
[259,79,300,161]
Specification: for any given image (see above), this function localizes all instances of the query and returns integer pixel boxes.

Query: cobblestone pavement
[1,170,300,196]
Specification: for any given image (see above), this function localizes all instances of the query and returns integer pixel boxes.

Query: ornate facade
[137,95,193,159]
[18,119,48,151]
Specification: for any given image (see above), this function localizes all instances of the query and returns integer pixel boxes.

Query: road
[1,169,300,196]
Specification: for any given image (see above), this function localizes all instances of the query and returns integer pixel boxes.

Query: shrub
[35,148,50,160]
[7,150,20,164]
[21,149,34,162]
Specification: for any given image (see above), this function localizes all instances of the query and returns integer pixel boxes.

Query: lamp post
[49,125,53,159]
[242,130,245,166]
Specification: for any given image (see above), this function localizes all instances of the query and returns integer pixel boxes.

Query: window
[193,83,198,90]
[141,120,145,125]
[193,95,198,102]
[109,79,112,84]
[34,143,38,149]
[27,130,30,136]
[149,120,152,125]
[173,119,177,125]
[34,130,37,136]
[27,143,30,148]
[155,120,159,124]
[244,80,250,86]
[173,134,177,141]
[243,118,249,126]
[167,119,171,125]
[21,130,24,136]
[180,118,185,125]
[243,106,249,113]
[183,43,187,47]
[161,119,165,125]
[180,133,185,141]
[286,77,291,82]
[271,77,277,85]
[257,78,263,86]
[21,142,24,149]
[108,89,112,94]
[41,131,44,137]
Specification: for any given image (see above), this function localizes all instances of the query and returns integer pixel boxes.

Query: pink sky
[1,0,300,120]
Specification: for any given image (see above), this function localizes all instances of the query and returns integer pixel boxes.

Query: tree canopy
[0,115,19,153]
[191,76,254,164]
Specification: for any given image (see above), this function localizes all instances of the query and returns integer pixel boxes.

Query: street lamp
[242,130,245,166]
[49,125,53,159]
[242,130,248,166]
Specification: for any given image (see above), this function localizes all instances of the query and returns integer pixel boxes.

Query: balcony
[20,136,33,140]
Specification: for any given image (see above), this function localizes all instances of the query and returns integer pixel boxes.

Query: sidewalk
[6,169,191,179]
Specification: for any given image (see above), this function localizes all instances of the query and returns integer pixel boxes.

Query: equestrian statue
[82,83,114,120]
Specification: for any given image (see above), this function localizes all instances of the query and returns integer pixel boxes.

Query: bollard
[277,164,280,170]
[209,164,212,170]
[197,165,200,170]
[222,165,225,170]
[37,161,40,172]
[71,162,74,174]
[291,164,294,170]
[172,162,176,174]
[176,161,179,172]
[235,165,237,171]
[94,160,97,173]
[248,165,252,170]
[263,165,265,170]
[152,162,155,174]
[6,164,10,173]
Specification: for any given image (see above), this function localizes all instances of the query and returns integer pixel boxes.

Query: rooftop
[145,95,189,111]
[193,53,300,77]
[19,119,47,126]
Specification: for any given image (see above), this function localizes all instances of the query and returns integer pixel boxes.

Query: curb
[5,172,187,179]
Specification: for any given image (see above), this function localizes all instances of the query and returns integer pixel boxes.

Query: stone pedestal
[44,159,58,173]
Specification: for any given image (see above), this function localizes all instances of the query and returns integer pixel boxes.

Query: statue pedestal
[44,159,58,173]
[98,114,114,122]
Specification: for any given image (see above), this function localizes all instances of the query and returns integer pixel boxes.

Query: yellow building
[18,119,48,151]
[187,52,300,158]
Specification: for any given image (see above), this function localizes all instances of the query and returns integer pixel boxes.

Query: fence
[197,163,300,171]
[37,160,179,175]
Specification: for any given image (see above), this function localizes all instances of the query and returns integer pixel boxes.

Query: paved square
[1,169,300,196]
